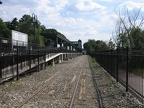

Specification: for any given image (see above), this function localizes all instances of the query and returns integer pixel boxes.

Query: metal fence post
[12,49,14,77]
[0,58,2,78]
[116,48,119,82]
[45,51,46,70]
[110,50,112,73]
[29,49,31,74]
[16,48,19,80]
[126,47,129,92]
[38,50,39,72]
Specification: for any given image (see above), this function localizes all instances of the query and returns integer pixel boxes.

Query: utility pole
[32,13,37,44]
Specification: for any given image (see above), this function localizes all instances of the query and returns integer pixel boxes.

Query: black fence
[0,37,42,54]
[0,37,82,82]
[91,48,144,102]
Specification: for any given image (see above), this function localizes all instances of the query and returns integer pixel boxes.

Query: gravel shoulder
[90,58,143,108]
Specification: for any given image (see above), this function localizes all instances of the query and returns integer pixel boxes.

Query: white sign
[12,30,28,47]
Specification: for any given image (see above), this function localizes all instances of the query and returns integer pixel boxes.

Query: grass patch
[89,56,96,63]
[89,56,97,68]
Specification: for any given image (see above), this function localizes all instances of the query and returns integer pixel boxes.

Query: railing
[0,37,81,55]
[0,37,82,82]
[91,48,144,102]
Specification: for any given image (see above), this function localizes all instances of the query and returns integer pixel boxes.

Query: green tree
[0,18,11,38]
[41,28,66,46]
[107,39,115,50]
[41,25,46,33]
[84,39,96,53]
[0,14,68,47]
[95,40,108,51]
[16,14,44,46]
[114,9,144,49]
[83,39,109,53]
[130,27,144,49]
[41,29,66,38]
[17,15,34,42]
[6,17,18,30]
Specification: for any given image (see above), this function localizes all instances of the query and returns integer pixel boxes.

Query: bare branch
[138,14,144,27]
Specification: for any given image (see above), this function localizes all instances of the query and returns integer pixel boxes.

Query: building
[71,39,82,49]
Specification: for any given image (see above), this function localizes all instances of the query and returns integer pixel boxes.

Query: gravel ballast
[0,55,143,108]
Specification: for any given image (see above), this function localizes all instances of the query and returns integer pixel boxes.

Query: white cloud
[55,17,85,28]
[36,0,68,13]
[100,0,113,2]
[61,26,109,45]
[34,0,70,26]
[76,0,105,11]
[0,0,126,45]
[0,5,31,21]
[118,1,144,11]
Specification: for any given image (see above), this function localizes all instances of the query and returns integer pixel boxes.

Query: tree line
[0,14,66,47]
[84,9,144,53]
[113,9,144,50]
[83,39,115,53]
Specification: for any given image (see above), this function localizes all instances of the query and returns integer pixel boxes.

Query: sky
[0,0,144,45]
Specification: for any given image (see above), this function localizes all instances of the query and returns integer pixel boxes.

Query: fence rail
[0,37,82,82]
[90,47,144,102]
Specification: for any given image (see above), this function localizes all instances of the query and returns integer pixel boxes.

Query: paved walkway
[119,71,144,97]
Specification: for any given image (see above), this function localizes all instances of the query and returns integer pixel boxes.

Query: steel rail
[69,61,84,108]
[16,62,70,107]
[18,71,61,108]
[16,57,83,108]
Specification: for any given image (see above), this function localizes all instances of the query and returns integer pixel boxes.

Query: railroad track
[10,57,84,108]
[18,71,61,108]
[68,56,98,108]
[15,56,98,108]
[69,62,83,108]
[3,55,140,108]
